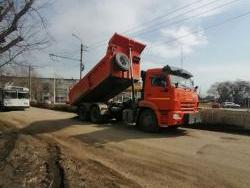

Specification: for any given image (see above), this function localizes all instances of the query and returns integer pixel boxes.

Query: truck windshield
[170,75,194,89]
[18,92,29,99]
[4,91,17,99]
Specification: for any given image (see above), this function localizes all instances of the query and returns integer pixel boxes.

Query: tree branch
[0,0,34,43]
[0,1,14,23]
[0,36,23,54]
[0,49,25,69]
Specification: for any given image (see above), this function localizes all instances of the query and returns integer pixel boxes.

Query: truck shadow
[20,116,88,135]
[72,124,187,147]
[20,117,187,145]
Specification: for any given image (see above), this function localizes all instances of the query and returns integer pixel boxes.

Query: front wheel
[138,109,159,133]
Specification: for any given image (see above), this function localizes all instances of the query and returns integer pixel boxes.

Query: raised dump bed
[69,33,146,105]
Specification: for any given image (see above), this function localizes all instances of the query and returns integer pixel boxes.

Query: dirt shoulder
[1,108,250,188]
[0,118,140,188]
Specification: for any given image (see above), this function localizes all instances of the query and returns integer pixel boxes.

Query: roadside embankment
[200,109,250,130]
[31,103,77,113]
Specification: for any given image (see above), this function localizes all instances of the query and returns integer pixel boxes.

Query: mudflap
[184,112,202,125]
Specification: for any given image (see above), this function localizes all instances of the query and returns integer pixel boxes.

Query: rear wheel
[90,105,102,123]
[114,113,123,122]
[139,109,159,132]
[78,106,88,121]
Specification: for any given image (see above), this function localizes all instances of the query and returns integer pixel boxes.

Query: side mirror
[175,83,179,88]
[194,86,198,91]
[160,81,168,92]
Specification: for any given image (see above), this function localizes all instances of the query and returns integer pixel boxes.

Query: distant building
[0,75,78,103]
[0,75,143,104]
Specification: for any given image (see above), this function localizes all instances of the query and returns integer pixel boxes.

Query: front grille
[181,102,195,111]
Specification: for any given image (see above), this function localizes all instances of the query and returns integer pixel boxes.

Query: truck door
[146,74,169,109]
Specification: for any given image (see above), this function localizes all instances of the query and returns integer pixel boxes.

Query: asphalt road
[0,107,250,188]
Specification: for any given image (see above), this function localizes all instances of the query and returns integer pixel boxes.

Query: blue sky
[28,0,250,95]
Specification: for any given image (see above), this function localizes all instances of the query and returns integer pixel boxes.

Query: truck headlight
[173,113,182,120]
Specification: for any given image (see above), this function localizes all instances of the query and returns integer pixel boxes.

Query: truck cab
[137,65,200,131]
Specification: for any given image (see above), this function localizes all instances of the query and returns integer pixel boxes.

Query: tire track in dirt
[41,135,142,188]
[0,118,142,188]
[0,120,19,169]
[46,144,65,188]
[0,119,65,188]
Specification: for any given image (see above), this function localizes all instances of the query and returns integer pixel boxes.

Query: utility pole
[28,65,31,99]
[72,33,87,79]
[53,75,56,104]
[247,97,250,112]
[49,53,81,104]
[80,43,83,79]
[48,54,56,104]
[180,44,184,69]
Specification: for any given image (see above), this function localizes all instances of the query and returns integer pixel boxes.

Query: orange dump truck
[69,33,200,132]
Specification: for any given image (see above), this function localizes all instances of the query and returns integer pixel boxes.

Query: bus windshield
[4,91,17,99]
[18,92,29,99]
[170,75,194,89]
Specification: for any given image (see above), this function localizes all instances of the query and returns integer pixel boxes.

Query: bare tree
[0,0,49,69]
[207,80,250,104]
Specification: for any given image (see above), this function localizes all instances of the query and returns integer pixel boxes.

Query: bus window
[4,91,17,99]
[18,92,29,99]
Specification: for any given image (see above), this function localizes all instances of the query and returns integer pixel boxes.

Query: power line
[0,50,24,69]
[89,0,240,51]
[49,53,79,62]
[89,0,236,49]
[124,0,204,35]
[89,0,204,48]
[131,0,240,37]
[146,10,250,52]
[129,0,222,36]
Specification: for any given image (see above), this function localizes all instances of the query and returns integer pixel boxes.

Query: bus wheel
[90,105,102,123]
[139,109,159,133]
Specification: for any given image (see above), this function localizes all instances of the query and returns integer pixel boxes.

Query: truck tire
[78,106,89,121]
[90,105,102,123]
[115,52,130,71]
[114,113,123,122]
[139,109,159,133]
